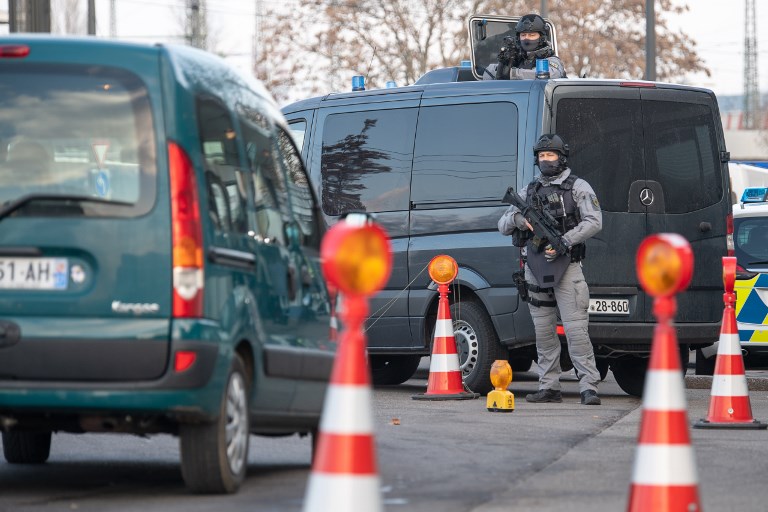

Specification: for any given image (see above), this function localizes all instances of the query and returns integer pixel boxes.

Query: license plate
[0,258,68,290]
[588,298,630,315]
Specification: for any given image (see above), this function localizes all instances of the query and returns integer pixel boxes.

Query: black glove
[495,62,511,80]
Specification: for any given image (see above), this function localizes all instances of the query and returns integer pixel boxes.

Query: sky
[1,0,767,101]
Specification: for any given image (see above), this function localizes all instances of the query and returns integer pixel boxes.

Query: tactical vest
[524,173,585,290]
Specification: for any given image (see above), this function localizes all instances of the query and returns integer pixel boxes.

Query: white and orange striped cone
[303,296,383,512]
[695,257,766,429]
[412,284,478,400]
[627,296,702,512]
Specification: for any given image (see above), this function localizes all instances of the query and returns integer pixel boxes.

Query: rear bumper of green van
[0,319,231,428]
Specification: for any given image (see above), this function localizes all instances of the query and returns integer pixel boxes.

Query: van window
[556,98,644,213]
[277,128,321,249]
[288,120,307,152]
[197,98,248,234]
[735,217,768,265]
[644,101,723,214]
[238,104,289,246]
[321,109,417,216]
[0,63,156,216]
[411,102,518,204]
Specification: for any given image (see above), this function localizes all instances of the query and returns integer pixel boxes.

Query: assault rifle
[497,36,522,68]
[502,186,569,255]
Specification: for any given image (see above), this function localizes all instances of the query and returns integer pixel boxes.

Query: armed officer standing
[483,13,567,80]
[498,134,602,405]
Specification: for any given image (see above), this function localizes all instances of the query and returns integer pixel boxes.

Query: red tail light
[174,351,197,372]
[726,211,734,256]
[556,325,565,336]
[619,82,656,88]
[168,141,204,317]
[736,262,757,280]
[0,45,30,58]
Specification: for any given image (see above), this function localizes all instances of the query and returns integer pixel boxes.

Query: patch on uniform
[551,62,560,70]
[590,194,600,209]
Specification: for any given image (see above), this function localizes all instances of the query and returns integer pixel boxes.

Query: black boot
[525,389,563,403]
[580,390,601,405]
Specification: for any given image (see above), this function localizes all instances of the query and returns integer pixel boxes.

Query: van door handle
[0,321,21,348]
[699,222,712,233]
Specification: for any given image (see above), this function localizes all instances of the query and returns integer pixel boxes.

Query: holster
[513,270,556,308]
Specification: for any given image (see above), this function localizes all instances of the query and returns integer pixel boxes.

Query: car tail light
[556,325,565,336]
[0,45,30,58]
[619,81,656,88]
[736,263,757,280]
[726,211,734,256]
[174,351,197,372]
[168,141,203,317]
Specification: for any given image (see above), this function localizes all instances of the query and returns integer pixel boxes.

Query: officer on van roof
[498,134,602,405]
[483,13,567,80]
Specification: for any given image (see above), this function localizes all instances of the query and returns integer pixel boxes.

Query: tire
[2,431,52,464]
[611,344,689,397]
[695,347,716,376]
[596,358,609,381]
[180,355,250,494]
[450,300,507,395]
[370,354,422,385]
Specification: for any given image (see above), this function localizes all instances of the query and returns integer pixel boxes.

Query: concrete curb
[685,374,768,391]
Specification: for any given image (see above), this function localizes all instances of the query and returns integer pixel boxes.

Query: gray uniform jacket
[482,55,567,80]
[497,168,602,255]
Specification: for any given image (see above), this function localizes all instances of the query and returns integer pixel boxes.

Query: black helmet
[515,14,546,37]
[533,133,569,162]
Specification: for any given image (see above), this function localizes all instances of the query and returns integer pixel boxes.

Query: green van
[0,36,333,493]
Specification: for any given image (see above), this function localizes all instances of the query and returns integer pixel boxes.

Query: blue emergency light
[741,187,768,203]
[535,59,550,79]
[460,60,471,68]
[352,75,365,91]
[385,80,397,88]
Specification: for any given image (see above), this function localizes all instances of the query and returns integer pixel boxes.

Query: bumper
[588,322,721,346]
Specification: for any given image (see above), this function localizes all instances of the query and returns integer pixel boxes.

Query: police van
[733,187,768,357]
[283,16,732,396]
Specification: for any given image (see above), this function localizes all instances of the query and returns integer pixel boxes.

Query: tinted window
[288,120,307,152]
[644,101,722,213]
[197,98,248,235]
[277,128,321,249]
[238,103,289,245]
[0,64,156,216]
[411,103,518,204]
[556,98,643,213]
[321,109,416,216]
[734,217,768,265]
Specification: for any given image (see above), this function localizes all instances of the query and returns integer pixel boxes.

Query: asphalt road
[2,361,768,512]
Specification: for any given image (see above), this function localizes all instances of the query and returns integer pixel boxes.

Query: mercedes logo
[639,188,654,206]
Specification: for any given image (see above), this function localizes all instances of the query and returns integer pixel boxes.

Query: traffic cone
[413,286,478,400]
[694,267,767,429]
[303,297,383,512]
[627,298,702,511]
[329,286,341,343]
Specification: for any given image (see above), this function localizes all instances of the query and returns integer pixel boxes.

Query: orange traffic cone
[328,285,340,343]
[627,297,702,511]
[303,297,382,512]
[695,257,767,429]
[413,285,478,400]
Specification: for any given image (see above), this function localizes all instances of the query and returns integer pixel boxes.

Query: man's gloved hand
[544,243,568,263]
[495,61,511,80]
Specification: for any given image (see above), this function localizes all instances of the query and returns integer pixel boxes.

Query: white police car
[734,187,768,356]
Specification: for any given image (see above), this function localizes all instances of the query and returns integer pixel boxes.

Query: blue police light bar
[385,80,397,88]
[535,59,550,79]
[460,60,471,68]
[741,187,768,203]
[352,75,365,91]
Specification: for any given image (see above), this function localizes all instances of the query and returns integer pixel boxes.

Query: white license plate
[588,298,630,315]
[0,258,68,290]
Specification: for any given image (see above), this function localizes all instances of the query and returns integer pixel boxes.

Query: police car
[734,187,768,356]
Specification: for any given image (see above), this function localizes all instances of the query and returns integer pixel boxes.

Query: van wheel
[370,355,422,385]
[450,300,506,395]
[610,344,689,397]
[596,358,610,381]
[2,431,52,464]
[180,355,250,494]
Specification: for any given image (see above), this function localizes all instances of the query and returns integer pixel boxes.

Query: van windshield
[0,64,156,216]
[735,216,768,267]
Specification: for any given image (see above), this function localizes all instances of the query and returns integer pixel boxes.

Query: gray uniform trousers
[525,262,600,393]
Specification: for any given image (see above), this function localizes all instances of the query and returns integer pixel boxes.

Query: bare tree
[259,0,709,104]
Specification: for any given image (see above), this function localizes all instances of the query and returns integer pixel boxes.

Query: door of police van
[309,92,422,350]
[551,84,729,325]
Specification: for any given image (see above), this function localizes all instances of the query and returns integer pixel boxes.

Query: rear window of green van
[0,64,156,216]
